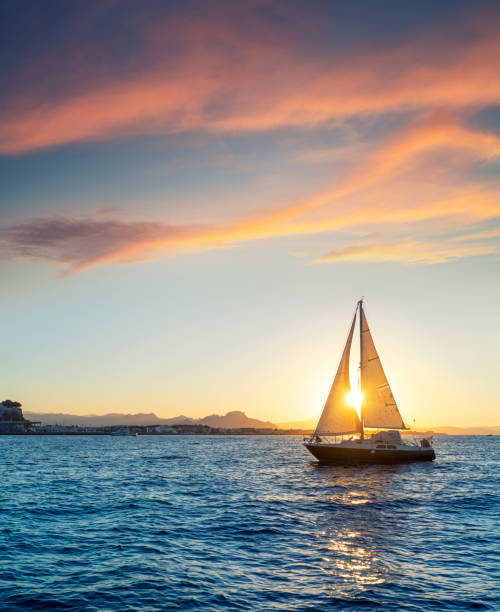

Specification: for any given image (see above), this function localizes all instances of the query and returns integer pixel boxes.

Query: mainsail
[314,312,361,436]
[360,307,406,429]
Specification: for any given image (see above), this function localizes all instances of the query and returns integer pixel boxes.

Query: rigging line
[359,298,364,440]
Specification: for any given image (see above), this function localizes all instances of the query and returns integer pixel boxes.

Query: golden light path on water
[314,469,396,599]
[325,532,386,594]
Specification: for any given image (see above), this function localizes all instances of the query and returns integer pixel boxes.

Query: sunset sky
[1,0,499,427]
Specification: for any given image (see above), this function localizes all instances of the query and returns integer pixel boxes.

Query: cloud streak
[1,115,499,273]
[316,239,498,265]
[0,218,211,274]
[2,2,500,272]
[1,7,500,154]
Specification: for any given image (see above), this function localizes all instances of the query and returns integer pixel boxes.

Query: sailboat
[304,300,435,464]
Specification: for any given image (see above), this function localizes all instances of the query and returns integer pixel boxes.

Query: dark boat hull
[305,443,435,464]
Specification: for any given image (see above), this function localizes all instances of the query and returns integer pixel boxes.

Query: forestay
[314,313,361,436]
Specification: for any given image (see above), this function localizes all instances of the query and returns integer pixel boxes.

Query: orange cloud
[1,114,499,273]
[1,11,500,154]
[315,239,498,264]
[451,227,500,241]
[208,113,500,237]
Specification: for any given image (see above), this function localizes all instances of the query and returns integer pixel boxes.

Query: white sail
[315,313,361,436]
[360,308,406,429]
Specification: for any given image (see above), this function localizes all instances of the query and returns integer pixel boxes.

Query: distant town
[1,400,499,436]
[11,422,306,436]
[0,399,309,436]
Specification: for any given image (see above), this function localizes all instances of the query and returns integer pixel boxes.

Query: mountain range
[22,410,500,434]
[24,410,277,429]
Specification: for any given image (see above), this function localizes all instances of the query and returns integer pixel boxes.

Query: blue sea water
[0,435,498,611]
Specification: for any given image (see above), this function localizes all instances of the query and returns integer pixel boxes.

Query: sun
[346,389,362,419]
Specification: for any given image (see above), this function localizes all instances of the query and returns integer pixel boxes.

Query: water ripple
[0,435,498,610]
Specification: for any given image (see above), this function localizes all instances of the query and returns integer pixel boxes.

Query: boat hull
[305,443,435,464]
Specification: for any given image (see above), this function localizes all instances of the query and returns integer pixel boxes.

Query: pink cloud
[1,10,499,154]
[1,116,499,273]
[0,217,210,274]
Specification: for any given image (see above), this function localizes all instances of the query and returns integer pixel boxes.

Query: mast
[359,299,364,440]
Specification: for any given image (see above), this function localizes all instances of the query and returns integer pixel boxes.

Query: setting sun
[346,389,363,418]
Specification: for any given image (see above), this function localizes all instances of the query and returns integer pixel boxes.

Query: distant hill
[428,425,500,435]
[22,411,500,434]
[24,411,192,426]
[199,411,275,429]
[277,418,317,430]
[24,410,277,429]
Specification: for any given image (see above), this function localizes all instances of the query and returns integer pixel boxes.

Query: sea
[0,435,498,611]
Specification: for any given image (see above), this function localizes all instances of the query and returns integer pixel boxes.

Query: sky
[1,0,499,427]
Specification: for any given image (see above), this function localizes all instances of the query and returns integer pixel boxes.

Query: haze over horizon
[21,407,500,434]
[1,1,499,428]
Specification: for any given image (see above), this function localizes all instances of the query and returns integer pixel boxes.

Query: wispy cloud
[2,0,500,274]
[1,8,499,154]
[450,226,500,242]
[315,238,498,265]
[1,115,499,273]
[0,218,210,274]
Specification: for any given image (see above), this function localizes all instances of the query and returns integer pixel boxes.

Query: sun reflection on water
[321,530,387,595]
[312,465,407,598]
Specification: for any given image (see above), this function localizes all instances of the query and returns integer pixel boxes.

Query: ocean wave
[0,435,498,610]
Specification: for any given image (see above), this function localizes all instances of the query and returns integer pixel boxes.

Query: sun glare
[347,389,362,419]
